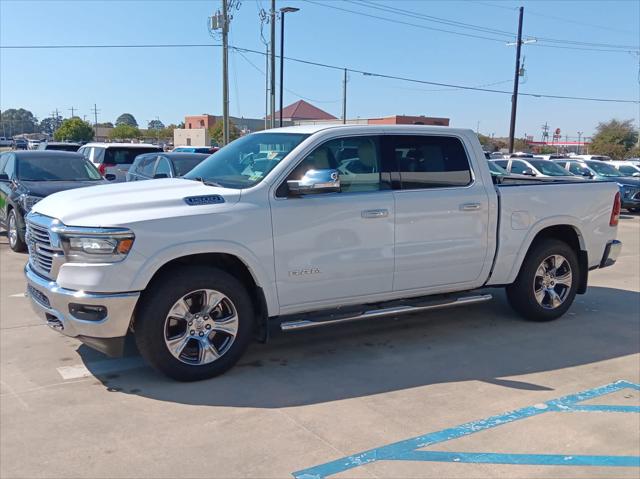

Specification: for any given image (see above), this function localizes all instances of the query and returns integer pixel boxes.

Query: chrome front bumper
[599,240,622,268]
[24,263,140,341]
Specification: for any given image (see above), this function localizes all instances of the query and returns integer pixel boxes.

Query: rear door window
[388,135,472,189]
[104,147,160,165]
[509,160,530,174]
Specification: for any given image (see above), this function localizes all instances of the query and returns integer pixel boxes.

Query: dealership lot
[1,215,639,478]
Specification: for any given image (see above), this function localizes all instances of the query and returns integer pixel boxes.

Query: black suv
[0,151,107,252]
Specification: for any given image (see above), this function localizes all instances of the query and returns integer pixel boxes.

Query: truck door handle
[460,203,482,211]
[362,209,389,219]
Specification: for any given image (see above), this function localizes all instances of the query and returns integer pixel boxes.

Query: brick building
[184,114,216,130]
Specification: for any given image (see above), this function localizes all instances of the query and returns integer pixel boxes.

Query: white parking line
[56,356,146,380]
[8,293,25,298]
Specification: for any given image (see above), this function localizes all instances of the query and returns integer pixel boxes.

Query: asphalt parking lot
[1,214,639,479]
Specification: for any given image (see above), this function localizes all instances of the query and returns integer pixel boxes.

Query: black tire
[506,239,579,322]
[7,209,26,253]
[135,266,255,381]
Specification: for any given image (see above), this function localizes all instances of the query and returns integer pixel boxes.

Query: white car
[605,161,640,177]
[490,157,577,179]
[27,139,41,150]
[77,142,162,182]
[25,125,622,380]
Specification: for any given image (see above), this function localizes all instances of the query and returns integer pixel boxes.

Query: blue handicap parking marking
[293,380,640,479]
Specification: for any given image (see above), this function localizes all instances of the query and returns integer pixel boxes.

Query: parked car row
[487,156,640,212]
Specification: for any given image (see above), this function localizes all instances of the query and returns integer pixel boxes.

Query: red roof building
[268,100,337,122]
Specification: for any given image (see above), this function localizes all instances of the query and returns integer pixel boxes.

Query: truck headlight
[20,194,43,212]
[57,227,135,263]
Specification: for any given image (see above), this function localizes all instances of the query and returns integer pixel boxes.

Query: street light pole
[222,0,230,145]
[279,7,299,128]
[270,0,276,128]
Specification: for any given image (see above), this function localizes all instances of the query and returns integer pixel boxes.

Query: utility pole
[577,131,583,154]
[278,7,299,128]
[222,0,230,145]
[91,104,100,125]
[51,109,61,136]
[270,0,276,128]
[265,44,269,130]
[342,69,347,124]
[508,6,524,154]
[69,106,77,118]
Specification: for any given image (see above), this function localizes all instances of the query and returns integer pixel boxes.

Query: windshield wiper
[191,177,224,187]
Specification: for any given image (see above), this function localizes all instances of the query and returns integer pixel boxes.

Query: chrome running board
[280,294,492,331]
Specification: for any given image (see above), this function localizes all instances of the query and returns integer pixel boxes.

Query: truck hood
[31,178,241,226]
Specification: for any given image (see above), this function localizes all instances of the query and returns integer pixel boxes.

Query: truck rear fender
[489,218,588,293]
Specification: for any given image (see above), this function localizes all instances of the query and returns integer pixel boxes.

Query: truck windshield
[184,133,309,189]
[586,161,623,177]
[529,160,572,176]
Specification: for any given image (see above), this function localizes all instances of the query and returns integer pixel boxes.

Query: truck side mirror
[105,174,116,181]
[522,168,536,176]
[287,169,341,196]
[153,173,169,179]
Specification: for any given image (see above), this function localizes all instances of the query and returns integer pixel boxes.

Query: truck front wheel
[506,239,579,322]
[135,266,255,381]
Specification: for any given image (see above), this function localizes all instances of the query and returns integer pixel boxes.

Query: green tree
[626,146,640,159]
[109,124,142,140]
[0,108,39,135]
[53,117,94,142]
[39,115,64,136]
[208,120,241,145]
[115,113,138,127]
[590,119,639,160]
[148,119,165,130]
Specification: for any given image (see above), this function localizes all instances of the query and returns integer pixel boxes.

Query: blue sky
[1,0,638,139]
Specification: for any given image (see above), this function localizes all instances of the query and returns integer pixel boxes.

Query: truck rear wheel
[135,266,254,381]
[506,239,579,322]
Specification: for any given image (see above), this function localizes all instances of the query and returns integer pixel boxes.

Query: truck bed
[487,179,619,286]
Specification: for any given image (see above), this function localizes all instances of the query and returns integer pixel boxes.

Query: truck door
[388,134,491,291]
[270,135,395,310]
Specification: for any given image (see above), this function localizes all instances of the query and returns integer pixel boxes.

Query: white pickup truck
[24,125,622,381]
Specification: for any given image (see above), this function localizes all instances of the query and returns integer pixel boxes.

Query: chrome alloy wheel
[163,289,239,365]
[7,213,18,249]
[533,254,572,310]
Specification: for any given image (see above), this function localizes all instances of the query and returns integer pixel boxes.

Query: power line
[234,48,340,103]
[2,42,638,103]
[312,0,639,53]
[303,0,509,44]
[476,0,636,35]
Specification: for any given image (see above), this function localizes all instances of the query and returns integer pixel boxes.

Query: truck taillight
[98,163,115,176]
[610,191,621,226]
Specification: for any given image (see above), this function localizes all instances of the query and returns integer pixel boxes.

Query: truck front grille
[26,219,63,277]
